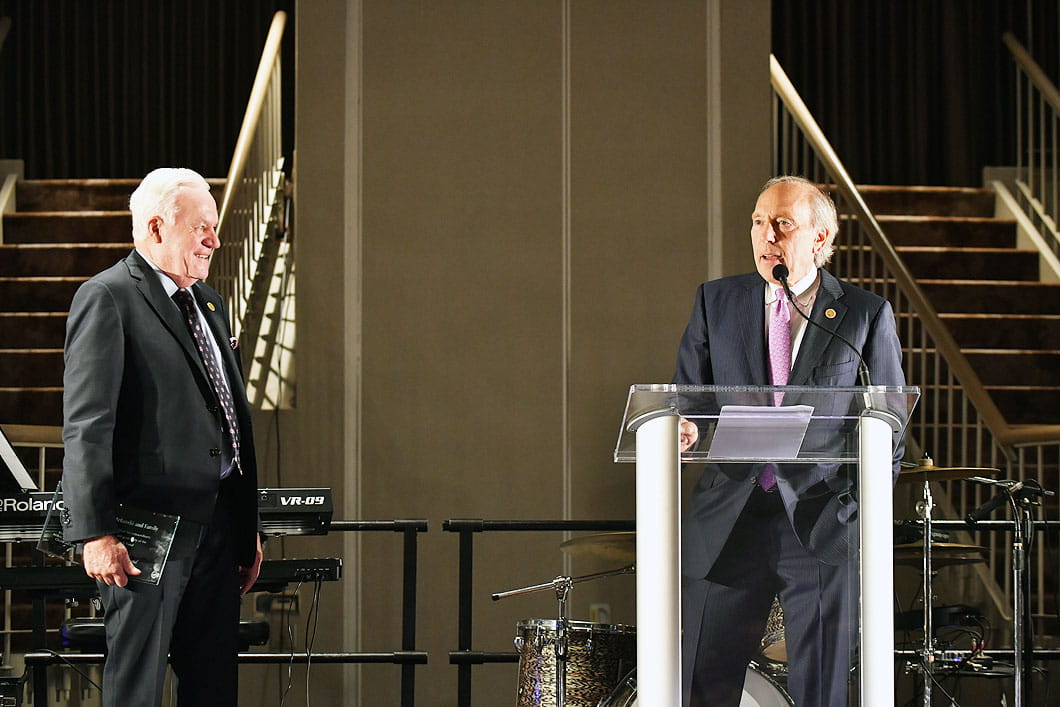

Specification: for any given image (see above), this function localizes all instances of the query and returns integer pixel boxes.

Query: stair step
[0,313,67,349]
[962,351,1060,387]
[0,350,64,387]
[936,314,1060,350]
[855,185,996,218]
[0,244,129,276]
[3,212,132,244]
[917,280,1060,315]
[0,388,62,427]
[987,387,1060,425]
[875,215,1017,248]
[894,247,1040,281]
[15,179,141,212]
[0,278,85,313]
[15,177,225,212]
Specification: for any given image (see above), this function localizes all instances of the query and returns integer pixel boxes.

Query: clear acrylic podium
[614,384,920,706]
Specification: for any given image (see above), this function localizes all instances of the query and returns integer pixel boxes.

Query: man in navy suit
[674,176,905,706]
[62,168,262,706]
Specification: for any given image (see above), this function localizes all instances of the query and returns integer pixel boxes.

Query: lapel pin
[229,337,239,350]
[825,308,837,319]
[207,302,216,312]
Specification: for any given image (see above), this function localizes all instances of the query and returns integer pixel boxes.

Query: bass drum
[598,664,792,707]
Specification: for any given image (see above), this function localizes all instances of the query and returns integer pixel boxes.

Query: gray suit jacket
[673,269,905,576]
[61,250,259,566]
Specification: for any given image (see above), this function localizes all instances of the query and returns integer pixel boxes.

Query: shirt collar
[766,268,820,303]
[135,248,189,298]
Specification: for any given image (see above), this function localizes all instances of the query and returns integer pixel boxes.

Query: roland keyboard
[0,487,334,542]
[0,557,343,595]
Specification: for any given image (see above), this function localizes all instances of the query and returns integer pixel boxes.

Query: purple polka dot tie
[173,289,242,476]
[761,288,791,491]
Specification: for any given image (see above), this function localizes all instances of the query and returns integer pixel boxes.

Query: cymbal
[894,542,988,568]
[560,532,636,564]
[897,458,1000,484]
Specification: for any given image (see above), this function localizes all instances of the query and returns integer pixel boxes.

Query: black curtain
[0,0,295,179]
[773,0,1060,186]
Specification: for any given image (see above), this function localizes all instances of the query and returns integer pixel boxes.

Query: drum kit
[493,456,1025,707]
[495,530,792,707]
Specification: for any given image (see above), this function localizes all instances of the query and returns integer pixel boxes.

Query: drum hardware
[558,532,636,566]
[902,453,996,707]
[494,566,634,707]
[893,542,988,568]
[897,455,999,484]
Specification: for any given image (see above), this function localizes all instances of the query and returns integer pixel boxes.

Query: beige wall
[272,1,771,705]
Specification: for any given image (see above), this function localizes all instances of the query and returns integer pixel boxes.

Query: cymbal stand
[915,478,936,707]
[493,566,635,707]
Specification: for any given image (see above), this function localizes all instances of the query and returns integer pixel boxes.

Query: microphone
[772,263,872,386]
[966,482,1022,524]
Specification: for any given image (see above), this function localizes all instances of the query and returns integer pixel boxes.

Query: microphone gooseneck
[771,263,872,386]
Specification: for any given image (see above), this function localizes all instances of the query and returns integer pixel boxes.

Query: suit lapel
[789,270,847,385]
[738,275,769,385]
[126,251,211,385]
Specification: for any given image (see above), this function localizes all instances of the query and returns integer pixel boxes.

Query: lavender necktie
[173,289,242,476]
[761,288,791,491]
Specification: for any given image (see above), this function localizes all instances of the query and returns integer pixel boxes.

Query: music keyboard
[0,487,334,542]
[0,557,342,595]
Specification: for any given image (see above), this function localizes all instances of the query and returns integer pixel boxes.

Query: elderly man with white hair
[61,167,262,706]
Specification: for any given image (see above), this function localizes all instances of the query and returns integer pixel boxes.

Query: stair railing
[1004,32,1060,262]
[772,54,1060,626]
[211,11,292,408]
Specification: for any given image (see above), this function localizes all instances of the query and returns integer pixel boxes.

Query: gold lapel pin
[825,308,837,319]
[206,302,216,312]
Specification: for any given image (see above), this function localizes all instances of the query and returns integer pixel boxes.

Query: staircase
[0,180,140,428]
[856,185,1060,427]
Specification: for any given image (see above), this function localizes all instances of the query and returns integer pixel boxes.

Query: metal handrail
[771,54,1060,447]
[212,11,288,340]
[1003,31,1060,266]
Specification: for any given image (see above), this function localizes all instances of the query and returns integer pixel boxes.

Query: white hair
[129,168,211,243]
[760,176,838,267]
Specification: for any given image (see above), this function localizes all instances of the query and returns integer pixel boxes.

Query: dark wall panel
[0,0,294,179]
[773,0,1060,186]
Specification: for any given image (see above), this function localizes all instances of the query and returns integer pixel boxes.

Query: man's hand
[679,418,700,452]
[82,535,141,587]
[238,534,264,595]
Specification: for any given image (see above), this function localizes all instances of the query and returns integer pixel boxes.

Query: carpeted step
[0,244,129,276]
[15,177,225,212]
[895,247,1040,282]
[875,215,1017,248]
[962,351,1060,387]
[916,280,1060,315]
[0,277,85,313]
[855,185,995,218]
[15,179,141,212]
[0,313,67,349]
[0,388,62,427]
[987,387,1060,425]
[3,212,132,244]
[936,314,1060,350]
[0,350,63,387]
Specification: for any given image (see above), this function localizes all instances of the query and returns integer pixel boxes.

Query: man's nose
[765,224,777,243]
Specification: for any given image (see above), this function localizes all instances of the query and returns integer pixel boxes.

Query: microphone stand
[966,478,1053,707]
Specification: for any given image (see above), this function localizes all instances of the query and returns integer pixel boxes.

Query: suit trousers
[97,485,241,707]
[682,487,857,707]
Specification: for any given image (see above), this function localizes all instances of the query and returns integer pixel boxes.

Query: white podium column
[635,413,682,707]
[859,413,895,706]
